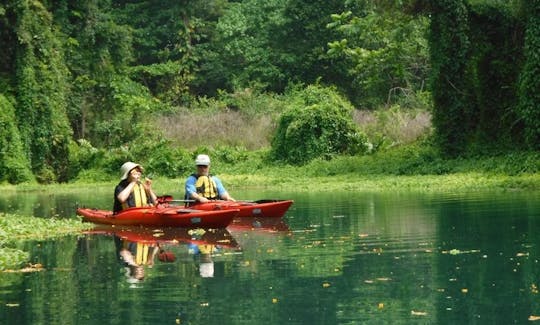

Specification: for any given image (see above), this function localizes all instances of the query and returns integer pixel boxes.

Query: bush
[270,85,370,165]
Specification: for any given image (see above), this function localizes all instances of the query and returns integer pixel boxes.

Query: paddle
[156,195,279,205]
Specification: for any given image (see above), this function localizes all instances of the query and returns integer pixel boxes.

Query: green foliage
[131,139,192,178]
[0,212,93,270]
[0,94,34,184]
[327,5,431,108]
[68,136,193,181]
[14,0,72,182]
[428,0,472,157]
[270,85,370,165]
[297,140,538,177]
[195,0,289,94]
[517,1,540,150]
[466,2,525,152]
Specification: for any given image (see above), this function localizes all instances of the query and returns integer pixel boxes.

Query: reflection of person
[115,236,176,283]
[198,244,215,278]
[114,162,157,213]
[184,154,235,203]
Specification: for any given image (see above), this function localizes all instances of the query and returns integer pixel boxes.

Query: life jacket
[193,174,219,199]
[123,241,157,265]
[121,183,149,210]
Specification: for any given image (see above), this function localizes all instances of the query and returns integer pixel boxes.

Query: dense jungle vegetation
[0,0,538,184]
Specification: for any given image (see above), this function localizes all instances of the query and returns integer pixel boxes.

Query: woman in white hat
[184,154,235,203]
[113,162,157,213]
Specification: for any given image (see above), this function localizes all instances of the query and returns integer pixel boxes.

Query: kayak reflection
[227,217,291,233]
[85,226,238,282]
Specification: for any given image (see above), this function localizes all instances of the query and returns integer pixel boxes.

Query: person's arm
[117,181,137,203]
[214,177,235,201]
[119,249,137,266]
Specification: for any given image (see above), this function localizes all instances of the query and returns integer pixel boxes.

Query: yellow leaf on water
[411,310,427,316]
[322,282,331,288]
[272,298,278,304]
[528,315,540,321]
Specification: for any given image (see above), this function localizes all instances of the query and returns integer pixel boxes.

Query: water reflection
[84,226,239,284]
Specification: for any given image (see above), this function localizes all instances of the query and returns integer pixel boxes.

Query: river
[1,189,539,324]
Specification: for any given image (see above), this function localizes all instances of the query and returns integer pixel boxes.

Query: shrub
[270,85,370,165]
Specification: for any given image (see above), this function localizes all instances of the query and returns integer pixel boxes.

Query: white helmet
[120,162,142,180]
[195,154,211,166]
[199,262,214,278]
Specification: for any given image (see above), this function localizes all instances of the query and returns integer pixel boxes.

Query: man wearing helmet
[184,154,235,203]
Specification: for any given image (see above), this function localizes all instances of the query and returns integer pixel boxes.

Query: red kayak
[76,206,238,228]
[158,196,293,218]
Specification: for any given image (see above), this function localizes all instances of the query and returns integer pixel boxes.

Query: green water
[1,189,539,324]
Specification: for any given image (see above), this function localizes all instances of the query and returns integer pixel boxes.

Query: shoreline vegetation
[0,214,93,271]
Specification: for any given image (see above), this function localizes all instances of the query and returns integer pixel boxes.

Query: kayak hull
[76,206,238,228]
[189,199,294,218]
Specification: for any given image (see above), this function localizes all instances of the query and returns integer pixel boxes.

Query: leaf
[411,310,427,316]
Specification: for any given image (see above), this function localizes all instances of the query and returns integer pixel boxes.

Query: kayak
[191,199,294,218]
[85,226,238,248]
[76,206,238,228]
[158,196,293,218]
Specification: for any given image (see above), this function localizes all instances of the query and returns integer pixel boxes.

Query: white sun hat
[195,154,211,166]
[120,161,143,180]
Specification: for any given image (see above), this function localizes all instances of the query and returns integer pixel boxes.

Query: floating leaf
[529,315,540,321]
[411,310,427,316]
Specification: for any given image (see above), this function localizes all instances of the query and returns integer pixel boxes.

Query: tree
[428,0,472,157]
[517,0,540,150]
[327,2,430,108]
[0,94,34,183]
[14,0,72,182]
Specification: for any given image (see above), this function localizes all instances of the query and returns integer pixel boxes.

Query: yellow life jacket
[194,175,218,199]
[123,241,155,265]
[121,183,148,210]
[198,244,215,255]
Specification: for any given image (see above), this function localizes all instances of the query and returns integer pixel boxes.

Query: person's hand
[143,177,152,190]
[199,197,209,203]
